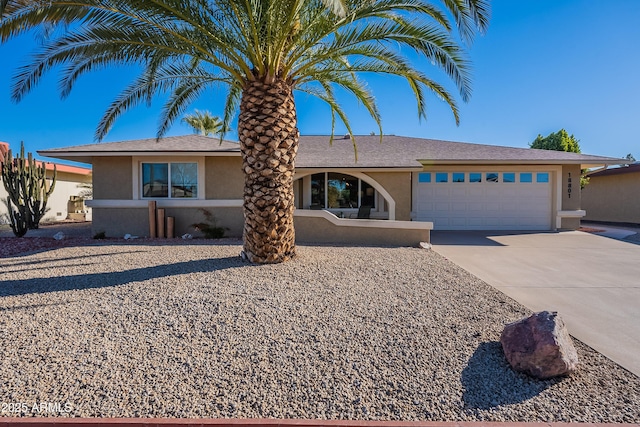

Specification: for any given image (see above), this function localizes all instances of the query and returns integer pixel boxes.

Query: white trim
[557,210,587,218]
[44,151,240,157]
[556,210,586,228]
[293,169,397,220]
[86,199,242,208]
[294,209,432,230]
[418,159,624,167]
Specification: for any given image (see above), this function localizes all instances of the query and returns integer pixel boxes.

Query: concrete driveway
[431,230,640,377]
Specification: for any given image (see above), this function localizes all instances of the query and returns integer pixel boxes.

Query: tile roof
[38,134,625,168]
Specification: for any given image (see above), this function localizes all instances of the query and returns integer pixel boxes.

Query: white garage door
[415,171,552,230]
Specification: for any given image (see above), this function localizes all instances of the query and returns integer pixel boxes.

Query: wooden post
[148,201,157,238]
[167,216,175,239]
[157,208,165,238]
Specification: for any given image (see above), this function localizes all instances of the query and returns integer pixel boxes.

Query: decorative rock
[501,311,579,379]
[53,231,65,240]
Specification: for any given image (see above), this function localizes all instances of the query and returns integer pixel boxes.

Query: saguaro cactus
[1,142,57,237]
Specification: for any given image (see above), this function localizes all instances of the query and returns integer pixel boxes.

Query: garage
[415,171,553,230]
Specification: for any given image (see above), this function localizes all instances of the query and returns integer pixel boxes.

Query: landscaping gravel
[0,241,638,421]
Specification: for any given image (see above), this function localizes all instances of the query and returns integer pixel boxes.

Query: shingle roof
[39,135,242,154]
[38,134,625,168]
[587,163,640,178]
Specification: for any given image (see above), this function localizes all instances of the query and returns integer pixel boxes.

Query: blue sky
[1,0,639,164]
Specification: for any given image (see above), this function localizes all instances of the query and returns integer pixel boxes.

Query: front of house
[38,135,624,242]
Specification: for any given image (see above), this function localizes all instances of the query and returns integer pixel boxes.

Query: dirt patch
[578,226,606,233]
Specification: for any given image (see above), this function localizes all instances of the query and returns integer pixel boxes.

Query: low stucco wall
[92,207,244,238]
[294,210,431,246]
[92,207,431,247]
[582,172,640,224]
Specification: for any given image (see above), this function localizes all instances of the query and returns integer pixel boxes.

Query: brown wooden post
[148,201,157,238]
[157,208,165,238]
[167,216,175,239]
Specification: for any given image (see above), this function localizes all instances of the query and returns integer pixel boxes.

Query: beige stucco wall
[92,206,244,238]
[294,215,430,246]
[560,164,582,229]
[93,156,132,199]
[205,157,244,199]
[582,172,640,224]
[365,171,412,221]
[90,156,246,237]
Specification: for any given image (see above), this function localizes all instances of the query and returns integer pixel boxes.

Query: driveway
[431,229,640,377]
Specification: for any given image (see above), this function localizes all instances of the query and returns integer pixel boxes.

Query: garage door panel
[416,172,552,230]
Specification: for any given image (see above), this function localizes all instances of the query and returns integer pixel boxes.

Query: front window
[307,173,376,209]
[327,173,358,208]
[142,162,198,198]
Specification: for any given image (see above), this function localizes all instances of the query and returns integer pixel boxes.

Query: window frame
[307,172,377,210]
[134,157,205,200]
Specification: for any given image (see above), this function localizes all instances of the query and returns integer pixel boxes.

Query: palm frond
[1,0,487,141]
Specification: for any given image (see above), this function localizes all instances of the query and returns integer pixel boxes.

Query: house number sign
[567,172,572,198]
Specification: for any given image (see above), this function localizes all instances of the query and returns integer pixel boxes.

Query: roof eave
[420,159,626,167]
[295,166,424,172]
[38,150,241,163]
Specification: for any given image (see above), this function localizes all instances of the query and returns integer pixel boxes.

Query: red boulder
[501,311,579,379]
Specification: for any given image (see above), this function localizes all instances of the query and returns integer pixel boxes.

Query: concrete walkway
[431,230,640,377]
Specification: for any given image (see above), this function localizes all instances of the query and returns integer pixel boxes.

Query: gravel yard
[0,240,639,421]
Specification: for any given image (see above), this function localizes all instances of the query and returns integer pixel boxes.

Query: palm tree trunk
[238,78,298,263]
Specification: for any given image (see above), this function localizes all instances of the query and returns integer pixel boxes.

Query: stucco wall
[582,172,640,224]
[205,157,244,199]
[294,215,430,246]
[92,206,244,238]
[93,156,133,199]
[560,164,583,229]
[0,170,90,223]
[365,171,412,221]
[42,170,91,222]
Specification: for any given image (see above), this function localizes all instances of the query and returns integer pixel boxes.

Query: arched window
[299,172,376,209]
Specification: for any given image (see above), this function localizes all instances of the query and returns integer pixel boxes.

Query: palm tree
[182,110,225,136]
[0,0,489,263]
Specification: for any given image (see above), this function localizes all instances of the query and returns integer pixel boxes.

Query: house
[1,141,93,224]
[581,163,640,225]
[38,135,624,243]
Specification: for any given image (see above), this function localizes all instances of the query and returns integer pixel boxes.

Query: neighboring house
[1,141,92,224]
[38,135,623,242]
[582,163,640,224]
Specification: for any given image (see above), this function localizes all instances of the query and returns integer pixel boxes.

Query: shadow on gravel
[0,256,248,297]
[461,341,563,410]
[0,250,147,268]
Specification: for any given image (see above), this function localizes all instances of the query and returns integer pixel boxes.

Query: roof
[38,134,626,168]
[43,162,92,175]
[587,163,640,178]
[1,141,91,175]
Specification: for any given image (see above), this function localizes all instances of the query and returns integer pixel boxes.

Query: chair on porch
[350,205,372,219]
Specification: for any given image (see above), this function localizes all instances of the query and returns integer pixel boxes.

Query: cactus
[1,142,57,237]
